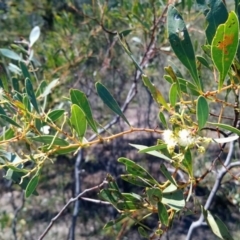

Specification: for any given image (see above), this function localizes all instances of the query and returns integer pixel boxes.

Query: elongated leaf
[70,89,97,133]
[211,11,239,89]
[0,128,14,141]
[138,227,149,238]
[139,144,167,153]
[0,49,22,61]
[29,26,40,47]
[20,62,31,80]
[202,207,234,240]
[158,202,169,226]
[130,144,173,162]
[213,135,239,144]
[162,190,185,211]
[160,164,177,186]
[118,157,157,184]
[169,83,178,107]
[209,123,240,136]
[40,79,59,98]
[54,146,79,155]
[196,55,211,70]
[121,174,153,187]
[142,74,170,110]
[122,193,142,202]
[47,109,64,122]
[70,104,87,140]
[31,135,69,146]
[0,105,6,116]
[159,112,167,128]
[197,96,209,130]
[25,173,39,198]
[147,187,162,204]
[0,114,21,128]
[5,169,38,195]
[182,148,193,177]
[25,78,39,113]
[202,0,228,44]
[104,214,129,229]
[96,82,130,126]
[117,200,143,211]
[167,5,201,90]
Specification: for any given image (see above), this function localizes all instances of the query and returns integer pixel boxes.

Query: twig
[12,191,25,240]
[186,141,240,240]
[38,180,108,240]
[68,149,83,240]
[80,197,110,205]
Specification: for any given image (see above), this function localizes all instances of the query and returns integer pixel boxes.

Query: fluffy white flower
[40,125,50,134]
[177,129,195,147]
[162,130,177,150]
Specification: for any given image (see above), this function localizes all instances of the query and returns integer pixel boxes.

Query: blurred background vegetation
[0,0,240,239]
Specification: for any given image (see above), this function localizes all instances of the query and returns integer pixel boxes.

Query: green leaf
[203,0,228,44]
[20,62,31,80]
[118,157,157,184]
[167,5,201,90]
[104,214,129,229]
[0,105,6,116]
[117,200,143,211]
[99,189,119,206]
[159,112,167,128]
[35,80,47,97]
[0,49,22,61]
[0,114,21,128]
[31,135,69,146]
[138,226,149,238]
[25,78,39,113]
[5,170,38,196]
[25,173,39,198]
[96,82,130,126]
[70,104,87,140]
[162,190,185,211]
[54,146,79,155]
[122,193,142,202]
[211,11,239,89]
[202,207,234,240]
[182,148,193,177]
[70,89,97,133]
[209,123,240,136]
[0,128,15,141]
[121,174,153,187]
[196,55,211,70]
[160,164,177,186]
[130,144,173,162]
[142,74,170,110]
[158,202,169,226]
[147,187,162,204]
[169,83,178,107]
[139,144,167,153]
[47,109,64,122]
[196,96,209,130]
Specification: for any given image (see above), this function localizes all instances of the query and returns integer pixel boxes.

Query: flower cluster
[162,128,211,153]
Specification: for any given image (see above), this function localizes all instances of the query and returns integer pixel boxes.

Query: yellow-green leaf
[70,104,87,140]
[211,11,239,89]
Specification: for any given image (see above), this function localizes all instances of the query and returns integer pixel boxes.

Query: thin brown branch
[38,180,108,240]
